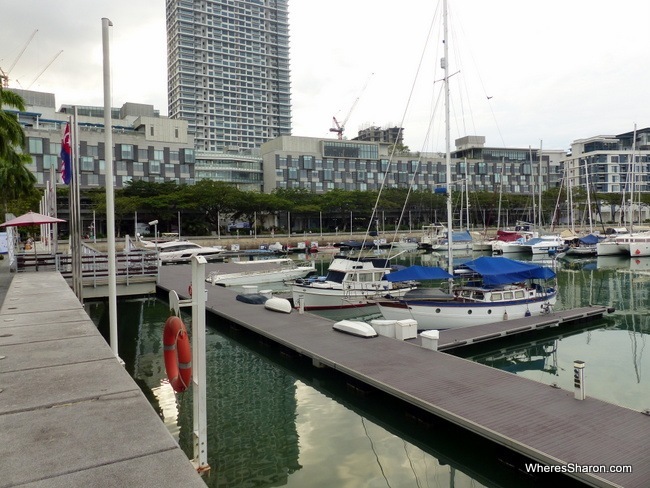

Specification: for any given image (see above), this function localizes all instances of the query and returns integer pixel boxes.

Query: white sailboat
[374,0,557,330]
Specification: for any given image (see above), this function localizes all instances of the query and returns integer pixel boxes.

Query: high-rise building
[166,0,292,153]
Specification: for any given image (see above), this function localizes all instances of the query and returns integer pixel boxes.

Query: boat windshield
[325,270,346,284]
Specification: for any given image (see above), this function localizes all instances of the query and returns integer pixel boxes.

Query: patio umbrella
[0,211,66,227]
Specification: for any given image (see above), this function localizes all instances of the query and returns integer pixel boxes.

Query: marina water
[86,252,649,487]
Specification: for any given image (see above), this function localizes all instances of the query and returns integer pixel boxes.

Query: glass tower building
[166,0,292,152]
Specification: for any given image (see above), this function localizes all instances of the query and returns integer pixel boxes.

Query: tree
[0,88,36,212]
[0,88,26,160]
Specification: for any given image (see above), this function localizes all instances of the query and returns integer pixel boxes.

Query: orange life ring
[163,316,192,393]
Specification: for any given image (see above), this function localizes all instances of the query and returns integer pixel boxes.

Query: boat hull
[376,293,557,330]
[292,283,416,310]
[208,266,314,286]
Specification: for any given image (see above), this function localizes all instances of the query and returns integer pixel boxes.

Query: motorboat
[156,240,225,264]
[519,235,566,255]
[491,227,537,254]
[291,256,416,310]
[418,224,473,252]
[206,258,316,286]
[565,233,601,257]
[374,256,557,330]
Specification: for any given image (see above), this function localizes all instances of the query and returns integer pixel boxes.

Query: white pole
[93,210,96,243]
[102,18,120,360]
[443,0,453,277]
[50,165,58,257]
[538,140,543,228]
[191,255,209,473]
[319,211,322,237]
[178,210,181,240]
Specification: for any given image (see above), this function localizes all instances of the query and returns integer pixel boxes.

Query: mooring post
[191,255,210,475]
[574,360,586,400]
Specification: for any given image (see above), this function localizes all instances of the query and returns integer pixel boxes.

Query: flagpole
[50,165,58,258]
[72,107,83,301]
[102,17,120,361]
[68,113,80,298]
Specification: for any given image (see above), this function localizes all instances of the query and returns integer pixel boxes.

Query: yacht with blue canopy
[375,256,557,330]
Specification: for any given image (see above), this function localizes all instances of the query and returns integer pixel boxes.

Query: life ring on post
[163,316,192,393]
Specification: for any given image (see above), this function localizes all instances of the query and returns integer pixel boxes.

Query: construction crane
[0,29,38,88]
[26,50,63,89]
[329,72,374,140]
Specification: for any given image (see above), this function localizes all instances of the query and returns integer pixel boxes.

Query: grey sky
[2,0,648,153]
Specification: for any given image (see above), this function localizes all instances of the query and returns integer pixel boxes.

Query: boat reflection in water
[88,296,574,488]
[85,250,650,487]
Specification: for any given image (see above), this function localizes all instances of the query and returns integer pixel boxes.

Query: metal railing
[16,250,159,288]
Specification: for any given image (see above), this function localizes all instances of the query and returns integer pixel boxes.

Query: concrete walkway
[0,269,207,488]
[0,255,13,309]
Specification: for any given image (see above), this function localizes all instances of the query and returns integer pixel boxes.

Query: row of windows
[27,137,194,164]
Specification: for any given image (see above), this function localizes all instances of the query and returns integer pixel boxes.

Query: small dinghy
[236,293,268,304]
[332,320,377,338]
[264,296,292,314]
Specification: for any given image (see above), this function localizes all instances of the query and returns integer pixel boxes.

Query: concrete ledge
[0,271,206,488]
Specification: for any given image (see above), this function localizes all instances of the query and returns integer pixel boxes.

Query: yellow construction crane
[0,29,38,88]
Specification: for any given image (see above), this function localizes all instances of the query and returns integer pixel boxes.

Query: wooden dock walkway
[435,307,608,351]
[0,271,206,488]
[159,265,649,488]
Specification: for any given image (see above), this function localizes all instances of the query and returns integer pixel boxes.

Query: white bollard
[574,360,586,400]
[420,330,440,351]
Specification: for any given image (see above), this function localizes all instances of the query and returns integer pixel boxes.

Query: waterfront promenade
[0,262,206,488]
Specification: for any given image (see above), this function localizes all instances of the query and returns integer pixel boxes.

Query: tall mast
[443,0,453,275]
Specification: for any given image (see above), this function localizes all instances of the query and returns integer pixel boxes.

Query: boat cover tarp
[496,230,522,242]
[451,230,473,242]
[383,265,453,282]
[578,234,600,245]
[461,256,556,286]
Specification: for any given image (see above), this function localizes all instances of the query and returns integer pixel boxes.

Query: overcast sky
[2,0,649,153]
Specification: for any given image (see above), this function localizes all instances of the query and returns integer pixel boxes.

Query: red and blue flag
[60,122,71,185]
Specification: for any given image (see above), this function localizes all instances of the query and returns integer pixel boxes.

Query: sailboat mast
[538,140,543,229]
[443,0,453,275]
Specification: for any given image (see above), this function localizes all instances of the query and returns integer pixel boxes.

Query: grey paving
[0,271,206,488]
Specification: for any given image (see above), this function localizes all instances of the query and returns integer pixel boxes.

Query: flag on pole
[60,122,72,185]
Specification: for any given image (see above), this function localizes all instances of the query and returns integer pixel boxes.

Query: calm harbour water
[86,252,649,488]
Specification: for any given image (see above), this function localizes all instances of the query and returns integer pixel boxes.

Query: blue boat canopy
[451,230,473,242]
[460,256,556,286]
[384,265,453,282]
[578,234,600,245]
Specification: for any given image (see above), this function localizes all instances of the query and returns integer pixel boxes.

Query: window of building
[138,148,149,161]
[116,161,127,173]
[81,157,95,171]
[133,162,144,173]
[28,138,43,154]
[121,144,134,160]
[43,154,58,169]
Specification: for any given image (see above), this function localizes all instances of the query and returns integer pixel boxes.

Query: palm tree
[0,87,26,159]
[0,88,36,212]
[0,151,37,212]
